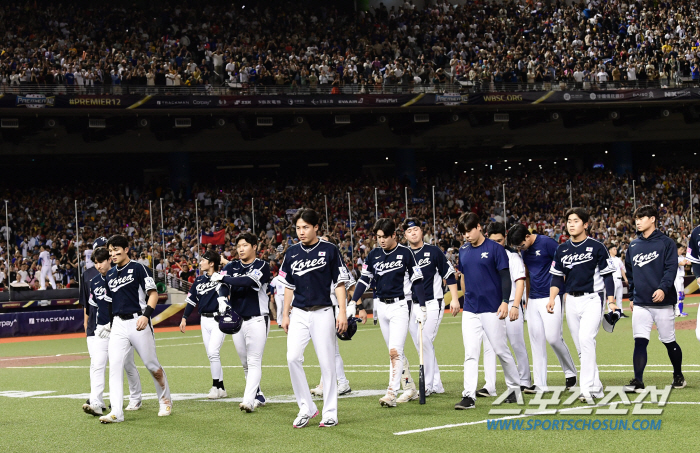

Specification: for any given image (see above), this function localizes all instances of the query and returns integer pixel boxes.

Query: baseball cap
[93,237,108,249]
[602,309,622,333]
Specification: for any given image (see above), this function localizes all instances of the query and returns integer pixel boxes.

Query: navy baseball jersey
[88,274,112,327]
[105,260,156,316]
[80,266,100,337]
[624,229,678,307]
[457,238,510,313]
[218,258,271,317]
[521,234,559,298]
[184,273,221,316]
[687,225,700,265]
[410,244,456,301]
[357,243,423,299]
[550,237,614,294]
[279,239,349,308]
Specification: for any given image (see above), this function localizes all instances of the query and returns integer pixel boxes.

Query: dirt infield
[651,319,697,330]
[0,354,89,368]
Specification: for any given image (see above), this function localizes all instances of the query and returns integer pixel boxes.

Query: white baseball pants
[482,301,532,392]
[233,316,269,408]
[201,316,226,381]
[462,310,521,399]
[39,266,56,290]
[526,296,577,391]
[376,299,409,395]
[632,305,676,343]
[614,280,623,307]
[407,299,444,393]
[287,306,337,421]
[108,316,171,418]
[87,334,141,408]
[275,296,284,325]
[565,292,604,398]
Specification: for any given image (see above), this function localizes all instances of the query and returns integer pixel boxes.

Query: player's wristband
[356,303,364,311]
[143,306,155,318]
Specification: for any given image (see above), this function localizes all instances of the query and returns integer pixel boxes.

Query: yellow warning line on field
[126,95,152,109]
[531,91,555,104]
[686,279,699,294]
[402,93,425,107]
[151,303,186,326]
[23,301,34,308]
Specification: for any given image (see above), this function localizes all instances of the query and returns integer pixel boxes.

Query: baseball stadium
[1,0,700,452]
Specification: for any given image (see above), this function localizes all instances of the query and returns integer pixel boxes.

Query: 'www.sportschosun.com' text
[487,419,661,431]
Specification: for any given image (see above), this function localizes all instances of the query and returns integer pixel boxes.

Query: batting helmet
[337,317,360,341]
[602,309,622,333]
[218,307,242,335]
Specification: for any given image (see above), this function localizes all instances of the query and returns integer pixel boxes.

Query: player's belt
[377,297,404,304]
[200,312,217,318]
[116,313,139,320]
[242,315,262,321]
[568,291,592,297]
[296,305,330,312]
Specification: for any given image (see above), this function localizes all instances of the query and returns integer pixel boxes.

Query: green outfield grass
[1,302,699,453]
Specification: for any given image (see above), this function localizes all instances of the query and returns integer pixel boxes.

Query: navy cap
[93,237,108,249]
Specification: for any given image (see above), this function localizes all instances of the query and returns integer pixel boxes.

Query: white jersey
[611,256,623,280]
[39,250,51,268]
[84,249,94,269]
[677,256,686,285]
[507,249,526,302]
[270,275,287,304]
[331,269,357,306]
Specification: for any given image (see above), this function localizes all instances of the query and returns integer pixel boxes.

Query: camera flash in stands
[385,157,388,160]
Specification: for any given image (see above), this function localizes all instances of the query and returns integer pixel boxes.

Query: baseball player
[549,207,618,403]
[608,245,629,318]
[623,205,686,393]
[508,223,577,392]
[38,244,56,290]
[270,270,286,325]
[686,225,700,342]
[675,243,690,317]
[81,240,142,416]
[477,222,531,397]
[278,209,349,428]
[398,218,458,401]
[180,250,228,400]
[454,212,521,410]
[99,235,172,423]
[351,218,426,407]
[309,235,368,398]
[214,232,271,413]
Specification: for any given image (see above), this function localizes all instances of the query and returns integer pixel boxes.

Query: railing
[1,78,696,97]
[152,267,193,293]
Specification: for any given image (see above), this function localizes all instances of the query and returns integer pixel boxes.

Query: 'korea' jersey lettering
[218,258,271,317]
[550,237,614,293]
[279,239,349,308]
[624,229,678,307]
[355,243,424,302]
[105,260,156,315]
[184,273,221,316]
[410,243,456,301]
[89,274,112,327]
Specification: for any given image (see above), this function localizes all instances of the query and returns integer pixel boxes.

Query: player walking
[398,218,458,401]
[454,213,521,410]
[214,233,271,413]
[100,235,172,423]
[608,245,629,318]
[270,271,286,325]
[623,205,686,392]
[477,222,532,397]
[549,208,618,403]
[686,224,700,342]
[675,243,690,317]
[508,223,577,392]
[279,209,349,428]
[180,250,228,399]
[81,240,142,416]
[351,218,426,407]
[38,244,56,290]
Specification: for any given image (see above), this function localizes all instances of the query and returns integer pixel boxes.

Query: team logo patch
[606,258,615,268]
[128,269,134,273]
[220,270,228,276]
[362,263,368,271]
[424,252,430,257]
[249,269,263,280]
[319,251,326,256]
[586,247,593,252]
[412,266,423,278]
[481,252,489,259]
[551,260,556,267]
[397,255,403,259]
[535,250,541,256]
[278,270,286,278]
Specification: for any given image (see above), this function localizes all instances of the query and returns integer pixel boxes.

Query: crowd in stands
[0,165,697,291]
[3,0,700,95]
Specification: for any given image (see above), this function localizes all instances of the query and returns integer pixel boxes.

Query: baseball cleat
[679,312,688,317]
[476,388,494,397]
[521,385,537,394]
[99,413,124,424]
[318,418,338,428]
[255,389,266,407]
[338,382,352,396]
[578,395,596,404]
[239,402,255,413]
[455,396,476,410]
[218,388,228,398]
[623,379,645,393]
[379,392,397,407]
[125,401,142,411]
[565,376,577,391]
[310,384,323,397]
[396,388,418,403]
[672,374,687,389]
[83,402,103,416]
[293,410,318,428]
[158,404,172,417]
[207,387,221,399]
[504,392,518,404]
